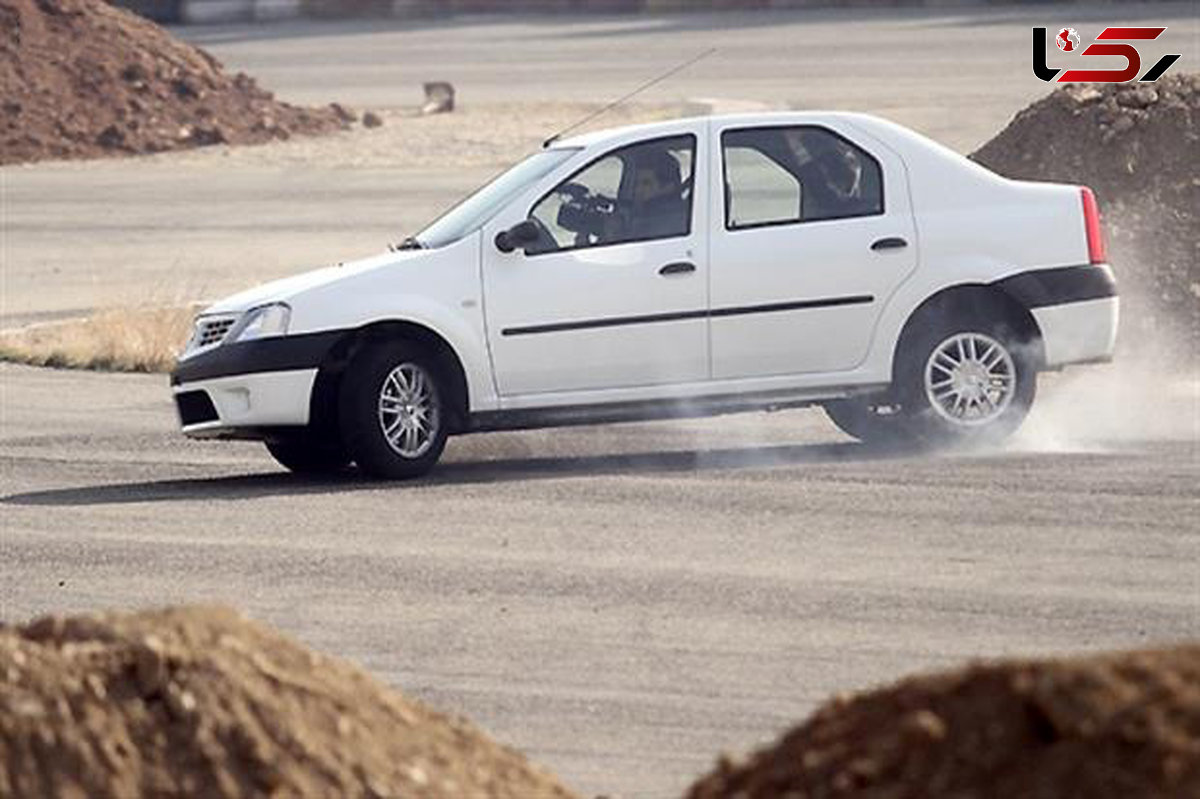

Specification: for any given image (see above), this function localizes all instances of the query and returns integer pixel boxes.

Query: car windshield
[414,148,580,249]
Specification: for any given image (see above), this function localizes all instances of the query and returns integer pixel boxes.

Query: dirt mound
[0,0,355,165]
[686,645,1200,799]
[972,75,1199,350]
[0,606,576,799]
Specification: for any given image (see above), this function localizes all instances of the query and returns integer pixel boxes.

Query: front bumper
[172,369,318,438]
[170,331,342,437]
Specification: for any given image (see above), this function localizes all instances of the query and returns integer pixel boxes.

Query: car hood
[200,249,428,316]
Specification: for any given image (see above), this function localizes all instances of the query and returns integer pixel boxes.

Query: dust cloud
[1014,237,1198,453]
[1016,360,1199,453]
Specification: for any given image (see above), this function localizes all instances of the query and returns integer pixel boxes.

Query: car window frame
[720,124,885,233]
[524,133,698,258]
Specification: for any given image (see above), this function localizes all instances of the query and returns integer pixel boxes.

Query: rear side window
[722,126,883,231]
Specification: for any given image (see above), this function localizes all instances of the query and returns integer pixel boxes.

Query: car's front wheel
[338,340,449,479]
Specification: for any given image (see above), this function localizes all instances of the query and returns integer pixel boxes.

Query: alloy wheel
[377,362,440,458]
[923,332,1016,426]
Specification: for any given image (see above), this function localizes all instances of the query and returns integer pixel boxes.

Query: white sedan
[171,112,1118,478]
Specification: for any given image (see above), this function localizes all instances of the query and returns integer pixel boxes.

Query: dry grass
[0,305,199,373]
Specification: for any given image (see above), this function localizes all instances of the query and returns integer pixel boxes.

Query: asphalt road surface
[2,4,1199,798]
[3,363,1197,797]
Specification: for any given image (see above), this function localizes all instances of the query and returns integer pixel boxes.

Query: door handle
[659,261,696,276]
[871,237,908,251]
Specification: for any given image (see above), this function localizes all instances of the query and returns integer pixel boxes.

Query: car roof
[553,111,883,149]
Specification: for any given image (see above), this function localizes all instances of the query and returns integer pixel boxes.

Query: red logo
[1056,28,1080,52]
[1033,27,1181,82]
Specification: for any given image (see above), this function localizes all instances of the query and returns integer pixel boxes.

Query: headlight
[229,303,291,343]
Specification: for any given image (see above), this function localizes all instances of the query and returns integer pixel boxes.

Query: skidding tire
[893,313,1037,446]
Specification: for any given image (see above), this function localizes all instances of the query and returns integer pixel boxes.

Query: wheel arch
[890,283,1045,384]
[310,320,472,435]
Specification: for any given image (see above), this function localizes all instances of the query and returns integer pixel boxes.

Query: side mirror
[495,220,539,254]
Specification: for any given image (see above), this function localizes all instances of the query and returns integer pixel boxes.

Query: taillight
[1080,187,1107,265]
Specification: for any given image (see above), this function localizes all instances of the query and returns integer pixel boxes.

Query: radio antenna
[542,48,716,148]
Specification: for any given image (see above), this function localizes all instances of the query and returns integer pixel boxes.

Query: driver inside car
[604,149,689,243]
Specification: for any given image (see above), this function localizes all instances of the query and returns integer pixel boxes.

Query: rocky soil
[0,606,576,799]
[687,645,1200,799]
[973,74,1199,353]
[0,0,357,165]
[3,605,1196,799]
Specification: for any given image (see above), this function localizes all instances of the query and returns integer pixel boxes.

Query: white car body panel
[191,236,502,412]
[1033,295,1119,367]
[833,114,1095,383]
[480,118,711,396]
[707,116,918,379]
[171,111,1117,438]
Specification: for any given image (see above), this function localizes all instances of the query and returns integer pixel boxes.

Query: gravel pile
[0,606,576,799]
[0,0,357,165]
[686,645,1200,799]
[972,75,1199,351]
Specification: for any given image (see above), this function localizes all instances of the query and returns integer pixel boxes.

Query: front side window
[526,135,695,256]
[723,126,882,231]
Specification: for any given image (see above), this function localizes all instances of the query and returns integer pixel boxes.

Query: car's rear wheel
[265,436,350,475]
[894,317,1037,446]
[339,340,448,479]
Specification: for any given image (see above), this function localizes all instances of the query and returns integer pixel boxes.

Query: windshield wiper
[395,236,424,251]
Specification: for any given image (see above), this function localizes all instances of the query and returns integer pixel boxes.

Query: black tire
[892,311,1037,447]
[823,398,913,447]
[338,339,449,479]
[265,435,351,475]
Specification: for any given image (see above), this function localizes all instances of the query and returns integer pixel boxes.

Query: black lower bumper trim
[993,265,1116,309]
[170,329,344,385]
